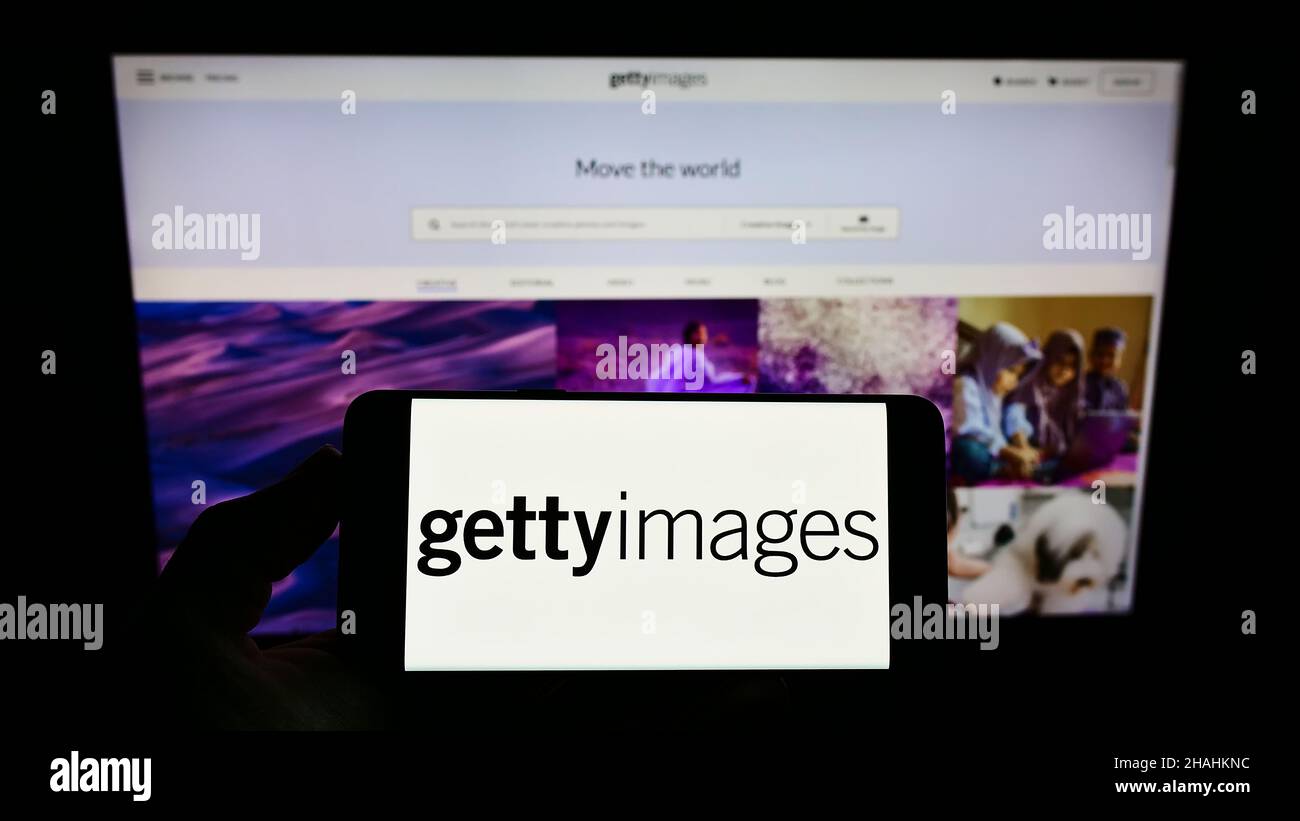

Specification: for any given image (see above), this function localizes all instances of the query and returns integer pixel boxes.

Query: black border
[6,32,1273,793]
[341,389,947,675]
[14,39,1272,734]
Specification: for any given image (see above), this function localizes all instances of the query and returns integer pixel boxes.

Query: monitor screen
[113,56,1180,632]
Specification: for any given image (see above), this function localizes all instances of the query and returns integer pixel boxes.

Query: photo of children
[947,485,1136,615]
[952,296,1152,488]
[758,298,956,430]
[950,322,1042,483]
[555,299,758,392]
[1085,327,1132,412]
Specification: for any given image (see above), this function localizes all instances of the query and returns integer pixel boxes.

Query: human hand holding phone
[135,446,385,729]
[133,441,797,729]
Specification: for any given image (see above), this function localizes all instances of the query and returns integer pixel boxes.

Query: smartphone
[340,390,945,672]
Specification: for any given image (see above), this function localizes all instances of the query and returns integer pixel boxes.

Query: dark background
[3,22,1276,805]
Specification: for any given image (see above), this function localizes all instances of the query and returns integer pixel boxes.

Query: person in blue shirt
[951,322,1042,484]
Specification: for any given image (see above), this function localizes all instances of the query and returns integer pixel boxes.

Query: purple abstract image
[556,299,758,393]
[136,300,556,633]
[758,297,957,434]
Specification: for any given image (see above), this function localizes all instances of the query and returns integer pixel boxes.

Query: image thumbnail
[758,296,956,426]
[947,485,1136,615]
[556,299,757,392]
[951,295,1152,488]
[137,300,557,633]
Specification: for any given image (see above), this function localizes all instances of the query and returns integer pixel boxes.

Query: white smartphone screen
[404,397,890,670]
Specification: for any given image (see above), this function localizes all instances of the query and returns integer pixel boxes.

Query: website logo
[416,492,880,578]
[609,71,708,90]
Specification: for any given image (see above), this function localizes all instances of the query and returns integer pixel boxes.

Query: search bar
[411,207,899,241]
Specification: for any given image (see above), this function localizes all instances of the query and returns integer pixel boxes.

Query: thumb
[158,445,342,637]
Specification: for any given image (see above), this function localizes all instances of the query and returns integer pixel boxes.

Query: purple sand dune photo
[136,300,556,633]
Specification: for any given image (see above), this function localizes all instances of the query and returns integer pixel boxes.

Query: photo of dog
[951,489,1130,615]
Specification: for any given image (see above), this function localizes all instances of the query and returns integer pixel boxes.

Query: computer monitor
[113,56,1180,632]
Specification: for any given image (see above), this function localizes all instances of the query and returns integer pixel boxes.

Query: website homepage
[114,57,1180,632]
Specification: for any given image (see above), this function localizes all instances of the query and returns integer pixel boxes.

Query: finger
[158,445,342,636]
[267,628,344,658]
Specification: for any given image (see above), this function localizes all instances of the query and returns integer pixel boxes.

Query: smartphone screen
[404,397,890,670]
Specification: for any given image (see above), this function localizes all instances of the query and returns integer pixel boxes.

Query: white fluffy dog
[958,493,1127,615]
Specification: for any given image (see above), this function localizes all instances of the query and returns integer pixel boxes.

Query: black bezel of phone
[339,389,947,675]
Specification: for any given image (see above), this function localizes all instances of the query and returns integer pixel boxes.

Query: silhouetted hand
[132,444,788,730]
[136,445,383,729]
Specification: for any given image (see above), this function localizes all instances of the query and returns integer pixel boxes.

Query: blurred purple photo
[136,300,556,633]
[556,300,758,393]
[759,297,956,432]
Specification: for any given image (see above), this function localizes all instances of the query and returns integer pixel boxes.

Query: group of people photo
[950,297,1147,488]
